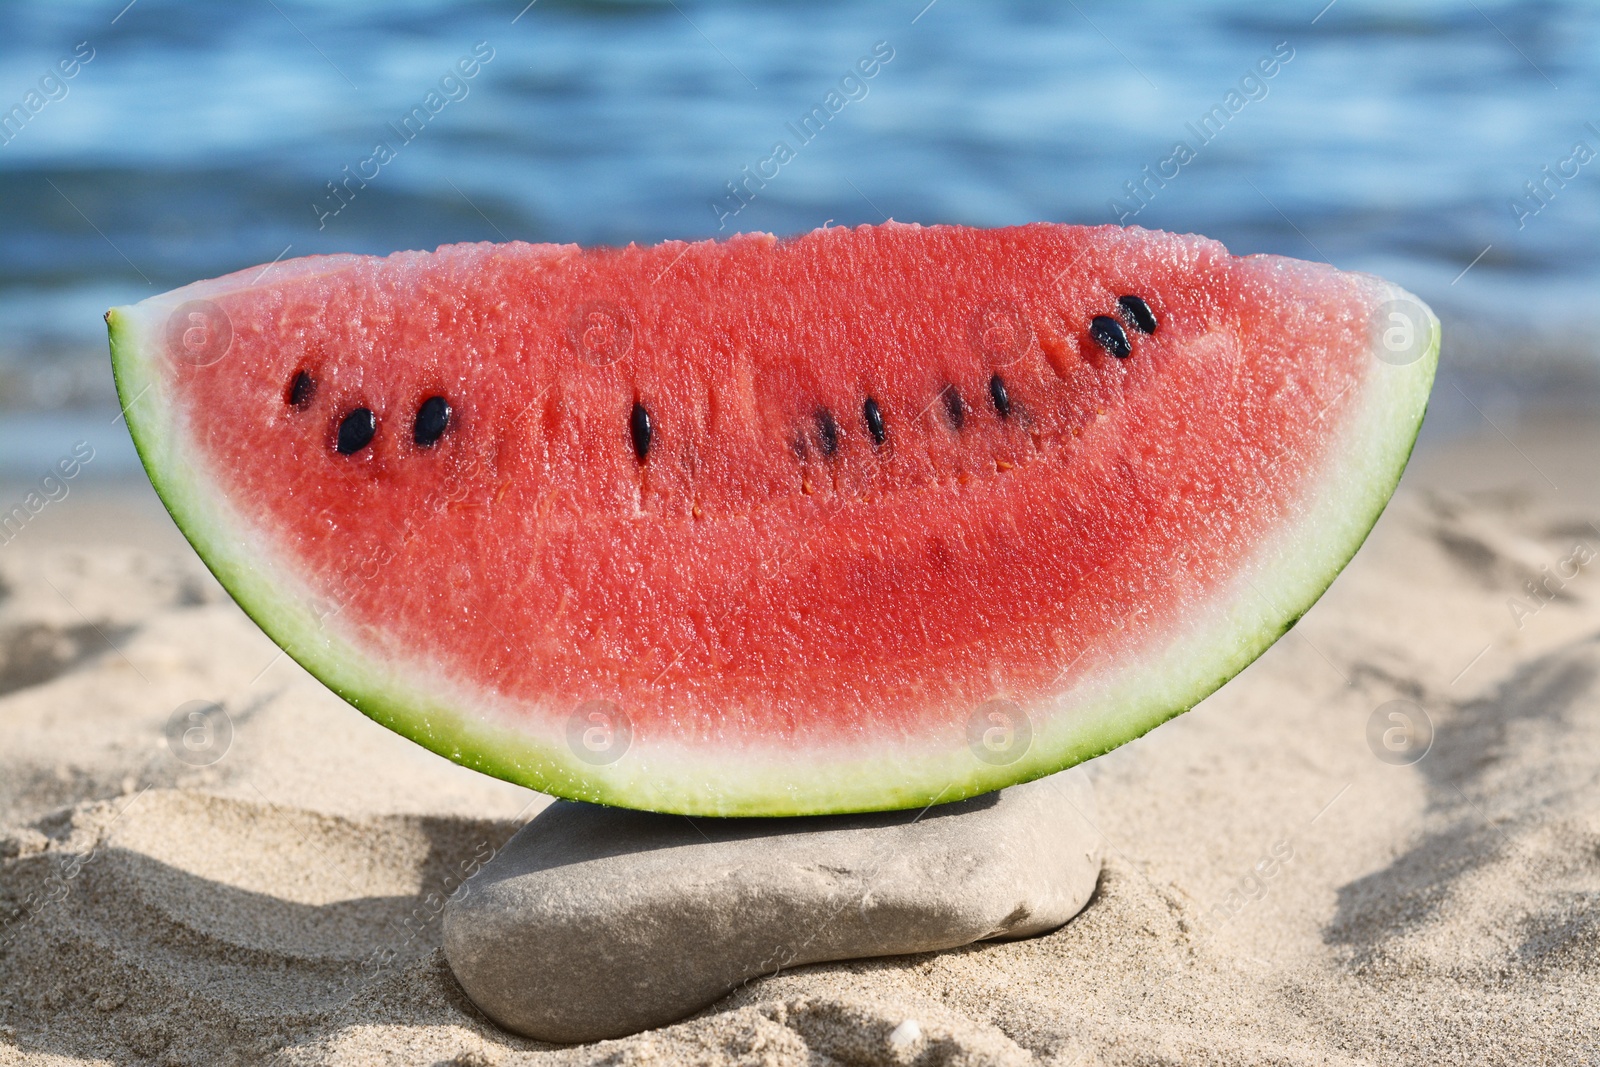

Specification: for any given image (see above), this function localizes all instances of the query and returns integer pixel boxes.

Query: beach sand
[2,405,1598,1066]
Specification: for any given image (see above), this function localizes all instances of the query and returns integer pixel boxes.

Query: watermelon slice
[106,223,1437,816]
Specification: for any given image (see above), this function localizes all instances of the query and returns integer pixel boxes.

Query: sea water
[1,0,1595,474]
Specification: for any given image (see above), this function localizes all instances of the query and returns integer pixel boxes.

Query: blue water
[2,0,1597,473]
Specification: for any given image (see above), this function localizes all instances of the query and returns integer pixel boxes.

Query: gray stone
[442,769,1103,1043]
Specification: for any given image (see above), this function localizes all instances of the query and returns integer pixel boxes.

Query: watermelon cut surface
[108,223,1437,815]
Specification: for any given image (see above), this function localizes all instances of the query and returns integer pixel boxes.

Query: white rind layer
[109,255,1438,816]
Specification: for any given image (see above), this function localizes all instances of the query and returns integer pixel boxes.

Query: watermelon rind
[108,252,1438,816]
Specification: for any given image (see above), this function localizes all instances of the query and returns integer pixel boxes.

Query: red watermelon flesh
[107,223,1437,815]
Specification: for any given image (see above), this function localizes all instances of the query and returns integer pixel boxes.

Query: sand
[2,407,1598,1066]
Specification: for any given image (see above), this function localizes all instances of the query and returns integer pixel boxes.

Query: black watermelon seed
[413,395,452,447]
[1116,294,1158,334]
[287,370,316,409]
[336,408,376,455]
[941,384,965,431]
[1089,316,1132,358]
[630,401,653,463]
[816,409,840,457]
[863,397,887,447]
[988,374,1012,419]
